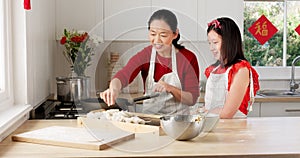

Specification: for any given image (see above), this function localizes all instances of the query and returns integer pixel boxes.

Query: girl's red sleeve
[228,60,260,115]
[204,65,215,78]
[228,60,260,95]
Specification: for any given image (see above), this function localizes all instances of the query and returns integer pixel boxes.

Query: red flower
[71,36,81,43]
[71,33,88,43]
[83,32,88,39]
[60,36,67,45]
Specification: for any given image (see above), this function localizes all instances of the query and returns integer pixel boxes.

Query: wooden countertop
[1,117,300,157]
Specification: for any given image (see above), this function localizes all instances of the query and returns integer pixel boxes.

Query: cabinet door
[247,103,261,117]
[151,0,198,41]
[197,0,207,41]
[56,0,103,38]
[104,0,151,41]
[198,0,244,41]
[261,102,300,117]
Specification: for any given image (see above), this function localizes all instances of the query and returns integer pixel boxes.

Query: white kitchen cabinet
[104,0,151,41]
[260,102,300,117]
[104,0,198,41]
[103,0,243,41]
[198,0,244,41]
[197,0,207,41]
[151,0,198,41]
[56,0,103,38]
[247,103,261,117]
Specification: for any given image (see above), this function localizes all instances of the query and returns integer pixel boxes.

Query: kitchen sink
[257,90,300,97]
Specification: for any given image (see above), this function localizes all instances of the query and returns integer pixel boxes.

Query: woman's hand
[99,78,122,106]
[156,80,194,106]
[153,80,171,93]
[99,88,119,106]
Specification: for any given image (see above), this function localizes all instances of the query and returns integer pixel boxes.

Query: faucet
[290,56,300,93]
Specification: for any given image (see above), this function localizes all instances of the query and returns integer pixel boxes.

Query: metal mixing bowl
[160,114,205,141]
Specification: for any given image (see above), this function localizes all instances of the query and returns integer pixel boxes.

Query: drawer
[261,102,300,117]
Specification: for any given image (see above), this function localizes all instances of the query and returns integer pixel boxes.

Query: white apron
[142,46,189,115]
[205,65,255,118]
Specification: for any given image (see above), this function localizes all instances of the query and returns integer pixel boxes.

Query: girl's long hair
[207,17,246,67]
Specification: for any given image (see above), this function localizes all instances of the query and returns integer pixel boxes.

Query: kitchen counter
[1,117,300,157]
[254,94,300,102]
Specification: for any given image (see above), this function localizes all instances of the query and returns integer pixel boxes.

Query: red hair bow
[208,19,221,29]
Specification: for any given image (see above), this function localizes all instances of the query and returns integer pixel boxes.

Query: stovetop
[30,100,88,119]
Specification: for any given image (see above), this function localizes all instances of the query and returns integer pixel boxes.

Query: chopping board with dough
[12,119,135,150]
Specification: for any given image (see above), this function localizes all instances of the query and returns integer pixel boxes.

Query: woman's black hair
[207,17,246,67]
[148,9,184,49]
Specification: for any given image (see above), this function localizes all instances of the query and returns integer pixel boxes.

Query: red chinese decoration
[24,0,31,10]
[295,24,300,36]
[248,15,278,45]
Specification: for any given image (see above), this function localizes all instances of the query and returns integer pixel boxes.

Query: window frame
[0,0,13,110]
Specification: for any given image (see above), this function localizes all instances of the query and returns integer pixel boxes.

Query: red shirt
[113,45,200,104]
[204,60,260,115]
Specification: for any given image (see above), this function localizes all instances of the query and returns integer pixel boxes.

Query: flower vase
[69,66,78,78]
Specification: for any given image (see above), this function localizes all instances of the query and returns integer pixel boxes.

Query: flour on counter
[86,109,146,124]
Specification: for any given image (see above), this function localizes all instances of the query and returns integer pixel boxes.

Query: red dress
[204,60,260,115]
[113,45,200,104]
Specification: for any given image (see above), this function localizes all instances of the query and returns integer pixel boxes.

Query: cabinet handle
[285,109,300,112]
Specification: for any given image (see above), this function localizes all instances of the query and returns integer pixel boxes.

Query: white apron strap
[146,47,157,90]
[248,69,255,112]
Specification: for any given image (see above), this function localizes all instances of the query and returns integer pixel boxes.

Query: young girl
[100,9,200,115]
[205,17,260,118]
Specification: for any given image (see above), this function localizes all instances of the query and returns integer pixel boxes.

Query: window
[0,0,13,109]
[286,0,300,66]
[244,0,300,67]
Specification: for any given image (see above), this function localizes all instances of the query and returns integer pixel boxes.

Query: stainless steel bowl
[160,114,205,141]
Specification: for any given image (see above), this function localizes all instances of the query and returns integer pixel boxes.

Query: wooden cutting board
[12,120,135,150]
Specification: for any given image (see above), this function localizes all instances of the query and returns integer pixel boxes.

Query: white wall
[12,0,27,105]
[24,0,56,107]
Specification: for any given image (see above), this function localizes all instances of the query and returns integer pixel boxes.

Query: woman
[100,9,200,115]
[205,17,260,118]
